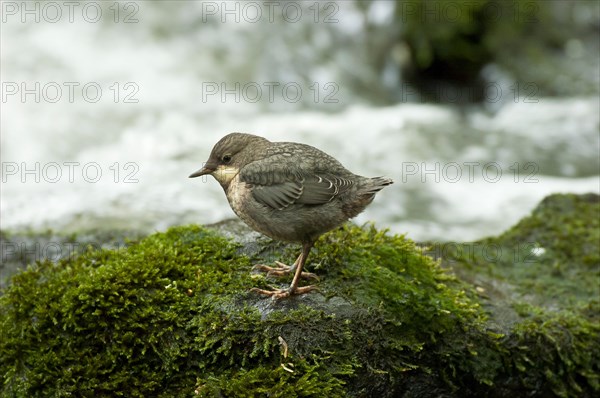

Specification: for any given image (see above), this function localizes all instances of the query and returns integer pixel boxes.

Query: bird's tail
[362,176,393,195]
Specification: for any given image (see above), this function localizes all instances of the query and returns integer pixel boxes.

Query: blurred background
[1,0,599,241]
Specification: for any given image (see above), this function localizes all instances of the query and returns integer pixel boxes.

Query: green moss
[1,223,497,397]
[1,195,598,397]
[0,228,144,289]
[505,303,600,396]
[442,193,600,396]
[446,193,600,308]
[1,226,247,397]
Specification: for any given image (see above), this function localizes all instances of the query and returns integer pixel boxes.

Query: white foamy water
[1,1,599,241]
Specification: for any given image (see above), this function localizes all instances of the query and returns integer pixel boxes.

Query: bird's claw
[252,261,319,281]
[250,285,319,300]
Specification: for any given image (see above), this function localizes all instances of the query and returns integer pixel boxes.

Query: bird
[189,133,393,299]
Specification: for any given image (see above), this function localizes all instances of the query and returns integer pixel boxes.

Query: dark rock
[1,194,598,397]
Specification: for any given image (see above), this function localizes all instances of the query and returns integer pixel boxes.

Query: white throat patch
[212,165,240,186]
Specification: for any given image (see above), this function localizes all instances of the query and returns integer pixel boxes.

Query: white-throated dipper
[189,133,393,299]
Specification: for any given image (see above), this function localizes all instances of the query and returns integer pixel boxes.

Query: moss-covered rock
[1,193,598,397]
[444,193,599,309]
[441,193,600,396]
[0,229,143,289]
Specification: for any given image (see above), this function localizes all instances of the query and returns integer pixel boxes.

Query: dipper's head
[189,133,269,188]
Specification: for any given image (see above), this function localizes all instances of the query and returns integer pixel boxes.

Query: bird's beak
[189,166,215,178]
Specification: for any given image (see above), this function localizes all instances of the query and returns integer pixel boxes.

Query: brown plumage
[190,133,393,299]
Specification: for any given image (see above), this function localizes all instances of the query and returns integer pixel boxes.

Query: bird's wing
[240,155,355,210]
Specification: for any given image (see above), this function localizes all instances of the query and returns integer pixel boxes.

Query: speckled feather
[197,133,393,243]
[241,142,359,210]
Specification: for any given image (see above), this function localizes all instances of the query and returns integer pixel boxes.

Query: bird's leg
[251,242,319,299]
[252,250,319,281]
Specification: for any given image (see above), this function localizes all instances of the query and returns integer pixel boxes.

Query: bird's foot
[252,261,319,281]
[250,285,319,300]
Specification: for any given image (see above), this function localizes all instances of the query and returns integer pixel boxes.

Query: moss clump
[1,194,598,397]
[445,193,599,308]
[504,303,600,396]
[443,193,600,396]
[1,227,249,397]
[1,223,498,397]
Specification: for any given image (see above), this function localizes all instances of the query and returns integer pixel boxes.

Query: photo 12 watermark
[1,1,140,23]
[1,82,140,104]
[401,162,539,184]
[397,1,539,24]
[255,239,545,268]
[399,82,540,104]
[1,162,140,184]
[200,1,339,23]
[201,81,339,104]
[423,241,544,266]
[0,240,131,265]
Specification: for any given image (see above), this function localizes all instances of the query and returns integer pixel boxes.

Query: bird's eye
[222,154,232,163]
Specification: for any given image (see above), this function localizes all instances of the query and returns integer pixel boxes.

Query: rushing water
[2,1,599,241]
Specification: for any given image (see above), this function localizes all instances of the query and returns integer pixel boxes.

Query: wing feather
[240,149,355,210]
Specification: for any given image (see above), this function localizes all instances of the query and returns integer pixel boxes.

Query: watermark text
[200,1,339,23]
[1,1,140,23]
[2,162,140,184]
[401,162,539,184]
[201,81,339,104]
[2,82,140,103]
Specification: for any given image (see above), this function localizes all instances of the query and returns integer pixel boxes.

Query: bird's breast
[225,174,260,229]
[226,174,248,210]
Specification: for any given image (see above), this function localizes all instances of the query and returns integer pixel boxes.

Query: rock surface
[0,194,598,397]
